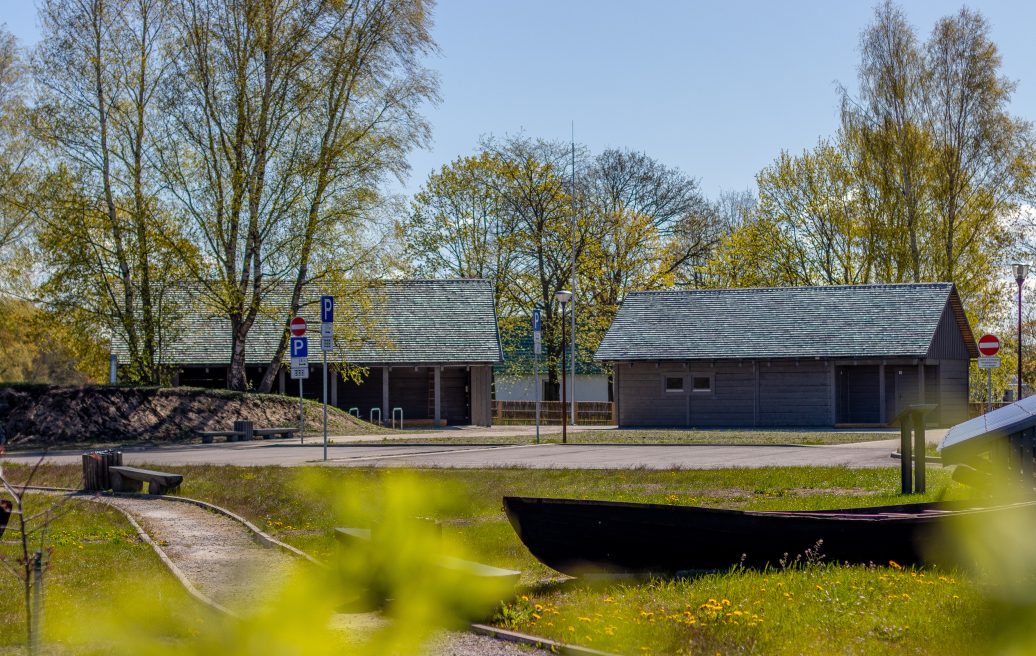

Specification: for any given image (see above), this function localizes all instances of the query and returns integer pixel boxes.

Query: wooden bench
[109,466,183,495]
[196,420,299,443]
[197,430,244,444]
[253,427,299,440]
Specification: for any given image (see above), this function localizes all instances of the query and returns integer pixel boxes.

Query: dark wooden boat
[0,499,11,541]
[503,496,1036,576]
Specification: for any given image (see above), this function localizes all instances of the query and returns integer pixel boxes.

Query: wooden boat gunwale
[503,495,1036,576]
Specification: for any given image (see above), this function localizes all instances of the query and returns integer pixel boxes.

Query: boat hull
[503,496,1014,576]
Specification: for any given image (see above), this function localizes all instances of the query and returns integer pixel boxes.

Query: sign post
[290,322,308,444]
[320,296,334,462]
[533,309,542,444]
[978,334,1001,414]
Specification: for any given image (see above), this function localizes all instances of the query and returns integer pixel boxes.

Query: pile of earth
[0,384,380,446]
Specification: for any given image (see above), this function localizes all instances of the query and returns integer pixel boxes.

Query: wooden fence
[969,402,1012,418]
[494,400,615,426]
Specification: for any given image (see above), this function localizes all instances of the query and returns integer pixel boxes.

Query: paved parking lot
[4,439,903,469]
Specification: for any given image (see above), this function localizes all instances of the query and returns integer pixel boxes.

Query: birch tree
[33,0,188,383]
[161,0,437,391]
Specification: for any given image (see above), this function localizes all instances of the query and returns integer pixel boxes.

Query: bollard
[895,404,935,495]
[899,413,912,495]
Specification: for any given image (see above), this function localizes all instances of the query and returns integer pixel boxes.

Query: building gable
[596,283,974,362]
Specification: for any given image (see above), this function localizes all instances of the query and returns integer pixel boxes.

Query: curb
[890,452,943,464]
[96,495,239,618]
[19,485,611,655]
[470,623,617,656]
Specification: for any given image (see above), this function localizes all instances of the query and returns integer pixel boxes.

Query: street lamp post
[1014,263,1030,402]
[555,290,573,444]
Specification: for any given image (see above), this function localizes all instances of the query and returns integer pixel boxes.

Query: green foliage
[0,297,107,384]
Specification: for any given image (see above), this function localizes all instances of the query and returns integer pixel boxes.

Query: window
[664,376,684,393]
[692,376,712,393]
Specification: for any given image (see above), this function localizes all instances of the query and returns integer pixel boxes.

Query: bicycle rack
[348,407,359,418]
[370,408,382,425]
[392,407,404,430]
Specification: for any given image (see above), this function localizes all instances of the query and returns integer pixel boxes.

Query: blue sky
[5,1,1036,199]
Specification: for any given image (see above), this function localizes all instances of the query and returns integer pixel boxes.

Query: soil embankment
[0,385,380,446]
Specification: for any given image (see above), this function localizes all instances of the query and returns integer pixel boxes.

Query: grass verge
[410,428,898,446]
[2,464,1006,655]
[0,495,196,651]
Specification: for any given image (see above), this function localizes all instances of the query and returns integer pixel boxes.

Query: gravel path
[102,495,548,656]
[103,496,295,611]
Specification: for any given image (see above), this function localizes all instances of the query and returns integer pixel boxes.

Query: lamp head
[1014,263,1030,283]
[555,290,573,304]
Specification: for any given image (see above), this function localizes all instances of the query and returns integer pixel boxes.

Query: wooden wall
[938,359,970,425]
[470,365,493,426]
[616,358,970,428]
[616,360,833,428]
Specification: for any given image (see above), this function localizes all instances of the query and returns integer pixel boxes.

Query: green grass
[3,465,1006,654]
[409,428,898,446]
[0,495,196,652]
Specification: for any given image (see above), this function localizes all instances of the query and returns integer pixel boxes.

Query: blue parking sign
[290,336,308,358]
[321,295,334,323]
[532,309,541,332]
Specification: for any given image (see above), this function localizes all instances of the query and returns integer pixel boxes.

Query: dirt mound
[0,385,380,446]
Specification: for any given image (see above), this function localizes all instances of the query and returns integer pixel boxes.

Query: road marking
[316,443,543,463]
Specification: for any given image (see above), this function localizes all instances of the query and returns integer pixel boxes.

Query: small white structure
[494,373,609,402]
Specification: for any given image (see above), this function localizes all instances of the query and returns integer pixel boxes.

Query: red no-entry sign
[978,334,1000,356]
[290,316,307,337]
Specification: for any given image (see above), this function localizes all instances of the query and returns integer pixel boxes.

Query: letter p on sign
[321,295,334,323]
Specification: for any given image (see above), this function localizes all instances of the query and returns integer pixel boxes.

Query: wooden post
[900,413,913,494]
[913,409,926,494]
[82,450,122,491]
[382,367,390,427]
[234,419,254,441]
[433,366,441,428]
[878,363,886,425]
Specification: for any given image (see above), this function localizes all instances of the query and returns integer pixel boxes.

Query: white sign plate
[321,323,333,338]
[533,332,541,355]
[290,356,309,379]
[978,356,1001,369]
[321,335,334,351]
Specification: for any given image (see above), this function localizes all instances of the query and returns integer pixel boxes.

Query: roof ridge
[627,282,953,296]
[380,278,492,284]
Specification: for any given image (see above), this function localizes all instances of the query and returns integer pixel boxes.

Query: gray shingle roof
[114,279,502,366]
[594,283,976,362]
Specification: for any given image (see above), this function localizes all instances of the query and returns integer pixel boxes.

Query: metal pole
[30,551,41,656]
[1019,279,1024,402]
[535,345,540,444]
[988,368,993,414]
[561,301,567,445]
[323,350,328,461]
[570,124,577,428]
[299,378,304,445]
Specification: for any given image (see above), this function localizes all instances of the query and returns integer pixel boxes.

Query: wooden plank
[913,410,926,493]
[434,365,441,428]
[382,366,390,427]
[900,413,912,494]
[878,364,886,425]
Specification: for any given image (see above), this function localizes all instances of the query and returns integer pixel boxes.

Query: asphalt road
[4,439,903,469]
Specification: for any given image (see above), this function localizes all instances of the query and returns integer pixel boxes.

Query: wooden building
[595,283,977,428]
[115,279,502,426]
